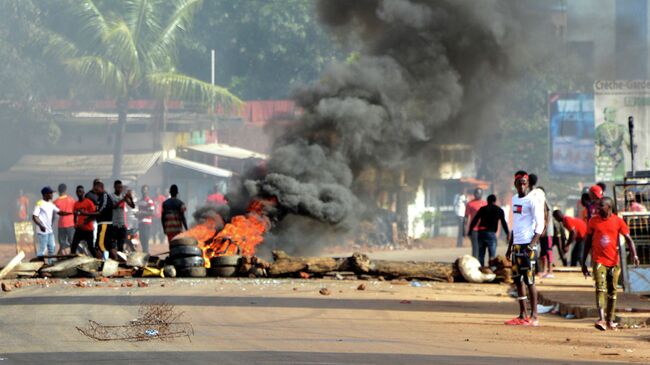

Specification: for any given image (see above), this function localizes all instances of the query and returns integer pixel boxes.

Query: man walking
[136,185,155,254]
[582,197,639,330]
[110,180,135,254]
[465,188,486,259]
[32,187,72,262]
[71,185,96,256]
[553,210,587,267]
[162,184,188,243]
[505,171,545,326]
[468,194,509,267]
[54,183,76,255]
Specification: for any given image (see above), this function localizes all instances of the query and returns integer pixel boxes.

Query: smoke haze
[246,0,547,253]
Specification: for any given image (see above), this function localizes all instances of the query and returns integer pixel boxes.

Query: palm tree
[41,0,242,177]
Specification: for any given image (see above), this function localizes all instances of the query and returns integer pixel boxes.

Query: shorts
[57,227,75,249]
[111,226,127,251]
[96,223,114,252]
[512,244,538,285]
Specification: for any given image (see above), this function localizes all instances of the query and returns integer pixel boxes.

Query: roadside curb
[538,291,650,326]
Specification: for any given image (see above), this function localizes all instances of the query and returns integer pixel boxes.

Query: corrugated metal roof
[187,143,268,160]
[165,157,233,178]
[2,152,160,181]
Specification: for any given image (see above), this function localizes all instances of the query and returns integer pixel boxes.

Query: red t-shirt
[562,216,587,240]
[74,198,96,231]
[54,195,75,228]
[207,192,227,205]
[587,214,630,267]
[155,195,166,218]
[465,199,487,230]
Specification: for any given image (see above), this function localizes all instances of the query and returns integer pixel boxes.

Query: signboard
[13,221,36,259]
[549,93,595,176]
[594,80,650,181]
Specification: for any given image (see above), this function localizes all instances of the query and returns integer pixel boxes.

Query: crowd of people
[458,172,641,330]
[30,178,192,262]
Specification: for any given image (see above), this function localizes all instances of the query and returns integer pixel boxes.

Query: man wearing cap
[587,184,604,221]
[32,187,72,262]
[505,171,545,326]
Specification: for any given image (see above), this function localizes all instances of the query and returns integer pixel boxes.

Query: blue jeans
[477,231,497,267]
[37,233,56,261]
[470,231,479,259]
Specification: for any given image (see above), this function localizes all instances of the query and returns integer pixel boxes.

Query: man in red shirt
[583,197,639,331]
[54,183,76,255]
[153,187,167,245]
[71,185,96,256]
[16,189,29,222]
[553,210,588,267]
[465,188,487,259]
[137,185,156,254]
[207,185,227,205]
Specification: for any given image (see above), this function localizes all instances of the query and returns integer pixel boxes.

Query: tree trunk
[268,250,350,276]
[153,99,168,151]
[112,97,128,178]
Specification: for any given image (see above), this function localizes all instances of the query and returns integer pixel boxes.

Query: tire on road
[176,266,207,278]
[169,245,203,258]
[169,237,199,247]
[171,256,205,268]
[210,255,241,267]
[207,266,237,277]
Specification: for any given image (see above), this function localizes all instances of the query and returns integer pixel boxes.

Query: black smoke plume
[243,0,544,253]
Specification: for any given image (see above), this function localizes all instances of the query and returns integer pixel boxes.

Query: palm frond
[148,72,242,111]
[65,56,127,97]
[103,20,140,81]
[65,0,111,48]
[124,0,161,48]
[149,0,202,69]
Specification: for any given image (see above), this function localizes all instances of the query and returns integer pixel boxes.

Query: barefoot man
[582,197,639,331]
[505,171,545,326]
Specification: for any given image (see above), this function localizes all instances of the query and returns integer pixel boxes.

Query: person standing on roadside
[162,184,188,243]
[136,185,155,254]
[78,180,113,259]
[71,185,96,256]
[582,197,639,331]
[16,189,30,222]
[54,183,76,255]
[454,189,468,248]
[110,180,135,254]
[153,187,167,245]
[32,186,72,262]
[465,188,486,259]
[587,184,604,220]
[468,194,509,267]
[505,171,545,327]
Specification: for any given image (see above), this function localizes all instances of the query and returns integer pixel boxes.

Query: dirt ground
[1,275,650,365]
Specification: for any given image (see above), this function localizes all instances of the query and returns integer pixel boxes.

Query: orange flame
[178,198,275,268]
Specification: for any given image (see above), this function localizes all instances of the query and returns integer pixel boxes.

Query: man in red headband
[505,170,545,326]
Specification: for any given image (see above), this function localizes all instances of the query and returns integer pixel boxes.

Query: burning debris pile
[77,303,193,342]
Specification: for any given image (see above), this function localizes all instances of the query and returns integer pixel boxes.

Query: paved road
[0,351,635,365]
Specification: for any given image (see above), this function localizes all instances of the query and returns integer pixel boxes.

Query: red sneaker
[504,317,528,325]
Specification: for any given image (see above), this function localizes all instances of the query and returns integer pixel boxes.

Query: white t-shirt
[511,193,545,245]
[453,194,467,217]
[32,200,59,235]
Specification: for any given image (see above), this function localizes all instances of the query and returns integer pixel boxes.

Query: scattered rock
[566,338,571,342]
[357,284,366,291]
[319,288,330,296]
[400,300,411,304]
[1,282,12,292]
[121,282,134,288]
[137,280,148,288]
[292,287,298,291]
[299,272,311,279]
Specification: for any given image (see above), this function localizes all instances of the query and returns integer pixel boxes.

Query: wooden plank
[0,251,25,280]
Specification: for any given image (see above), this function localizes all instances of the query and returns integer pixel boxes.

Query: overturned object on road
[456,255,496,283]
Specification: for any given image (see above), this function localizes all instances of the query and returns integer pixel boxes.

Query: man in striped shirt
[162,184,188,244]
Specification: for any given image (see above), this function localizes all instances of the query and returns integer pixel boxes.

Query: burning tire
[207,266,237,277]
[170,256,205,268]
[176,266,207,278]
[169,237,199,247]
[210,255,241,267]
[169,245,203,258]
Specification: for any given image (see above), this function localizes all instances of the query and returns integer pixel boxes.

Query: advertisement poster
[549,93,595,176]
[594,80,650,181]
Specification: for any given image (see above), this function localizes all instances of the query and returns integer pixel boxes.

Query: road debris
[319,288,330,296]
[76,303,193,342]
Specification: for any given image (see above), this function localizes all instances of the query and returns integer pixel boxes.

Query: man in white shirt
[32,186,72,262]
[453,190,468,248]
[505,171,545,327]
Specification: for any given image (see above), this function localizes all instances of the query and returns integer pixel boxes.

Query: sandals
[594,320,607,331]
[607,321,619,331]
[524,318,540,327]
[505,317,528,325]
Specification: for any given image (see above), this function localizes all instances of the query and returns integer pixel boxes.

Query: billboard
[594,80,650,181]
[549,93,595,176]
